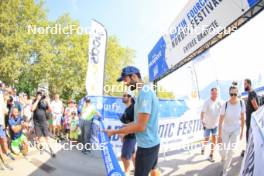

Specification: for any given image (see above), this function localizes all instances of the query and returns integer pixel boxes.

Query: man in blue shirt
[106,66,160,176]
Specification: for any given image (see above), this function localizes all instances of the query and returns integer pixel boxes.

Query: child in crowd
[63,100,77,140]
[69,111,79,143]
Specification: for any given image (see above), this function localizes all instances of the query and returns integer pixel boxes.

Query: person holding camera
[31,91,55,157]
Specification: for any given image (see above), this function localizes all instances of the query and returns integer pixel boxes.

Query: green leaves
[0,0,134,100]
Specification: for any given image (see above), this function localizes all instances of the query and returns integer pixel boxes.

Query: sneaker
[51,152,56,158]
[220,170,228,176]
[49,147,56,158]
[208,154,215,162]
[241,150,245,157]
[3,163,13,171]
[56,138,61,143]
[0,163,4,171]
[39,145,44,155]
[6,152,15,160]
[201,149,205,155]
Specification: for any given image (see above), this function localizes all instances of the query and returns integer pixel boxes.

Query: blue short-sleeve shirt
[134,85,160,148]
[8,116,23,140]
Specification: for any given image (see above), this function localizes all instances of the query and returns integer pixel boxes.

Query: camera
[37,91,46,100]
[41,94,46,100]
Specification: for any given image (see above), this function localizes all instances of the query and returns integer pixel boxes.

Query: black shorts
[34,122,49,137]
[135,144,160,176]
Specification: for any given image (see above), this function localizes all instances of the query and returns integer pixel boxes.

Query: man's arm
[10,124,22,133]
[106,113,149,137]
[46,98,52,113]
[31,100,39,112]
[251,98,259,110]
[240,112,245,140]
[201,112,205,127]
[31,95,41,112]
[218,115,224,143]
[201,101,207,127]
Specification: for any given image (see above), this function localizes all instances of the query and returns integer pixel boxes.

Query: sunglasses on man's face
[230,93,237,97]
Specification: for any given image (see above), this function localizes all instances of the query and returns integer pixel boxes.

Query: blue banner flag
[94,118,125,176]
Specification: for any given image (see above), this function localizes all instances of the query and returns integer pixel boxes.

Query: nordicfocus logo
[32,141,108,151]
[27,24,90,35]
[62,141,107,151]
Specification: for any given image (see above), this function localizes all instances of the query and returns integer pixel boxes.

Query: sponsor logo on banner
[94,118,125,176]
[148,37,169,81]
[79,96,204,155]
[86,20,107,96]
[148,0,260,81]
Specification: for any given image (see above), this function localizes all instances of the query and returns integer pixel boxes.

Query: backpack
[225,100,243,112]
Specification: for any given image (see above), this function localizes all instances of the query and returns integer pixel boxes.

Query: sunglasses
[123,94,131,98]
[230,93,237,97]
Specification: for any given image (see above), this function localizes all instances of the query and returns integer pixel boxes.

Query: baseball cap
[117,66,140,82]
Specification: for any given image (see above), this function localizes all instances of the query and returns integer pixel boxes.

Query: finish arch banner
[148,0,260,81]
[240,106,264,176]
[78,96,204,156]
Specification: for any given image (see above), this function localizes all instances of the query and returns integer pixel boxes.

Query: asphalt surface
[0,139,245,176]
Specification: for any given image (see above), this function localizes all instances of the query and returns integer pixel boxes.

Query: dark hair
[229,86,238,92]
[129,73,141,79]
[232,81,238,86]
[245,78,252,86]
[131,97,135,104]
[9,96,13,102]
[85,98,91,103]
[211,87,217,92]
[123,94,135,104]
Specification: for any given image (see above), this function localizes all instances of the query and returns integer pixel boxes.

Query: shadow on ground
[159,149,243,176]
[28,145,106,176]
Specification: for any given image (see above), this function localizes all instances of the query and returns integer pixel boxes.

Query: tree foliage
[0,0,135,100]
[156,85,176,99]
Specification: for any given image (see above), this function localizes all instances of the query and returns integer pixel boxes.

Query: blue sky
[43,0,264,99]
[44,0,187,77]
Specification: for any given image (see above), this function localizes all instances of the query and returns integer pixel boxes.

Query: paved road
[157,145,243,176]
[0,140,106,176]
[1,139,245,176]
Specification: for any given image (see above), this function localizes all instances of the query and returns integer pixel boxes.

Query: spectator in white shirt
[201,88,222,162]
[50,94,64,137]
[218,85,245,176]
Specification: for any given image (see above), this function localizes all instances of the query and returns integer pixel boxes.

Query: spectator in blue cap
[107,66,160,176]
